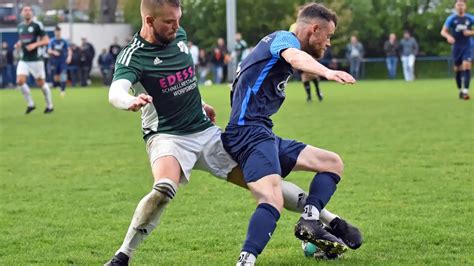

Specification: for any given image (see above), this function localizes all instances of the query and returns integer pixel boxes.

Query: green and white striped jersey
[113,27,212,139]
[17,20,46,61]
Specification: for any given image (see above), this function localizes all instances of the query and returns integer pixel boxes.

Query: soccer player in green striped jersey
[104,1,361,265]
[15,5,53,114]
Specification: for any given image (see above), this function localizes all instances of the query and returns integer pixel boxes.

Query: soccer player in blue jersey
[48,26,71,97]
[221,3,357,265]
[441,0,474,100]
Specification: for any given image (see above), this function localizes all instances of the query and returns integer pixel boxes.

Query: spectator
[198,48,210,84]
[213,38,228,83]
[0,43,6,88]
[187,40,199,66]
[399,30,418,81]
[80,37,95,86]
[234,32,248,64]
[1,42,14,87]
[98,48,113,85]
[384,33,399,79]
[68,43,81,87]
[346,35,364,80]
[109,36,122,62]
[109,36,122,76]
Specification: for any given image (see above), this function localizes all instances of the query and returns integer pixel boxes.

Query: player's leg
[301,72,312,102]
[453,48,464,99]
[59,63,67,96]
[273,138,347,255]
[106,156,181,266]
[106,135,198,265]
[312,77,323,101]
[16,61,35,113]
[461,49,471,100]
[289,144,362,250]
[237,173,283,265]
[32,61,54,113]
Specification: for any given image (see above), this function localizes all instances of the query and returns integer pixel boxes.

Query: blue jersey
[48,37,69,63]
[229,31,300,128]
[444,14,473,48]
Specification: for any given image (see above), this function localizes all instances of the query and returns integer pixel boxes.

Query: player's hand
[324,70,356,85]
[446,36,455,44]
[128,94,152,112]
[203,103,216,123]
[463,30,474,37]
[26,43,37,51]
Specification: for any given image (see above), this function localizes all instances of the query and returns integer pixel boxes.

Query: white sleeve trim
[108,79,135,110]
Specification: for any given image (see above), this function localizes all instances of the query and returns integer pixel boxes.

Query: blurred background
[0,0,469,86]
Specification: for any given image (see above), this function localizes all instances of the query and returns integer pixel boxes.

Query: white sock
[320,208,339,227]
[20,84,34,107]
[117,179,177,258]
[41,83,53,109]
[462,88,468,94]
[281,180,306,213]
[301,205,319,220]
[236,252,256,266]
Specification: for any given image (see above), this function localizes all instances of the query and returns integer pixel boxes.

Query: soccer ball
[302,241,319,257]
[301,241,342,260]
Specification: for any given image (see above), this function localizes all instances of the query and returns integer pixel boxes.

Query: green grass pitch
[0,79,473,265]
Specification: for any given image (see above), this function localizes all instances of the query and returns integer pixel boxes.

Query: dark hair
[297,3,338,26]
[55,26,61,31]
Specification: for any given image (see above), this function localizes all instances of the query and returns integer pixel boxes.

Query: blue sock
[456,71,463,89]
[242,203,280,257]
[464,69,471,89]
[60,82,66,92]
[305,172,341,211]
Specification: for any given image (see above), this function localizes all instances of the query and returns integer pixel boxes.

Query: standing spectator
[80,37,95,86]
[234,32,247,65]
[211,46,224,84]
[109,36,122,62]
[68,43,81,87]
[345,35,364,79]
[399,30,418,81]
[98,48,113,85]
[0,43,6,88]
[5,42,14,87]
[384,33,399,79]
[187,40,199,66]
[109,36,122,76]
[198,48,210,84]
[215,38,229,84]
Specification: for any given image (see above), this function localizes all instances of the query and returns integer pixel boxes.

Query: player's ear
[145,15,154,27]
[312,23,320,34]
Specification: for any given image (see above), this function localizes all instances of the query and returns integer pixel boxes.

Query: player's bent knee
[257,192,283,212]
[322,151,344,177]
[134,178,178,235]
[152,178,178,205]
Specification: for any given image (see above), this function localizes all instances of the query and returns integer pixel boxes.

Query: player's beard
[154,29,176,45]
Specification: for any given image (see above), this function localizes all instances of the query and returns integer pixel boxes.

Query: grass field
[0,79,473,265]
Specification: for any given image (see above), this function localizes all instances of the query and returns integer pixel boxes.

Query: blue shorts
[452,45,472,66]
[221,125,306,183]
[50,61,67,75]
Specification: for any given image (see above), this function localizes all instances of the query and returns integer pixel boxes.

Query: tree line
[123,0,459,58]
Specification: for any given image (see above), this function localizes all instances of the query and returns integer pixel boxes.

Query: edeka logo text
[159,67,195,89]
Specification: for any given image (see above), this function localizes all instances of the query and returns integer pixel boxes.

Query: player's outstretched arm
[109,79,152,112]
[281,48,355,84]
